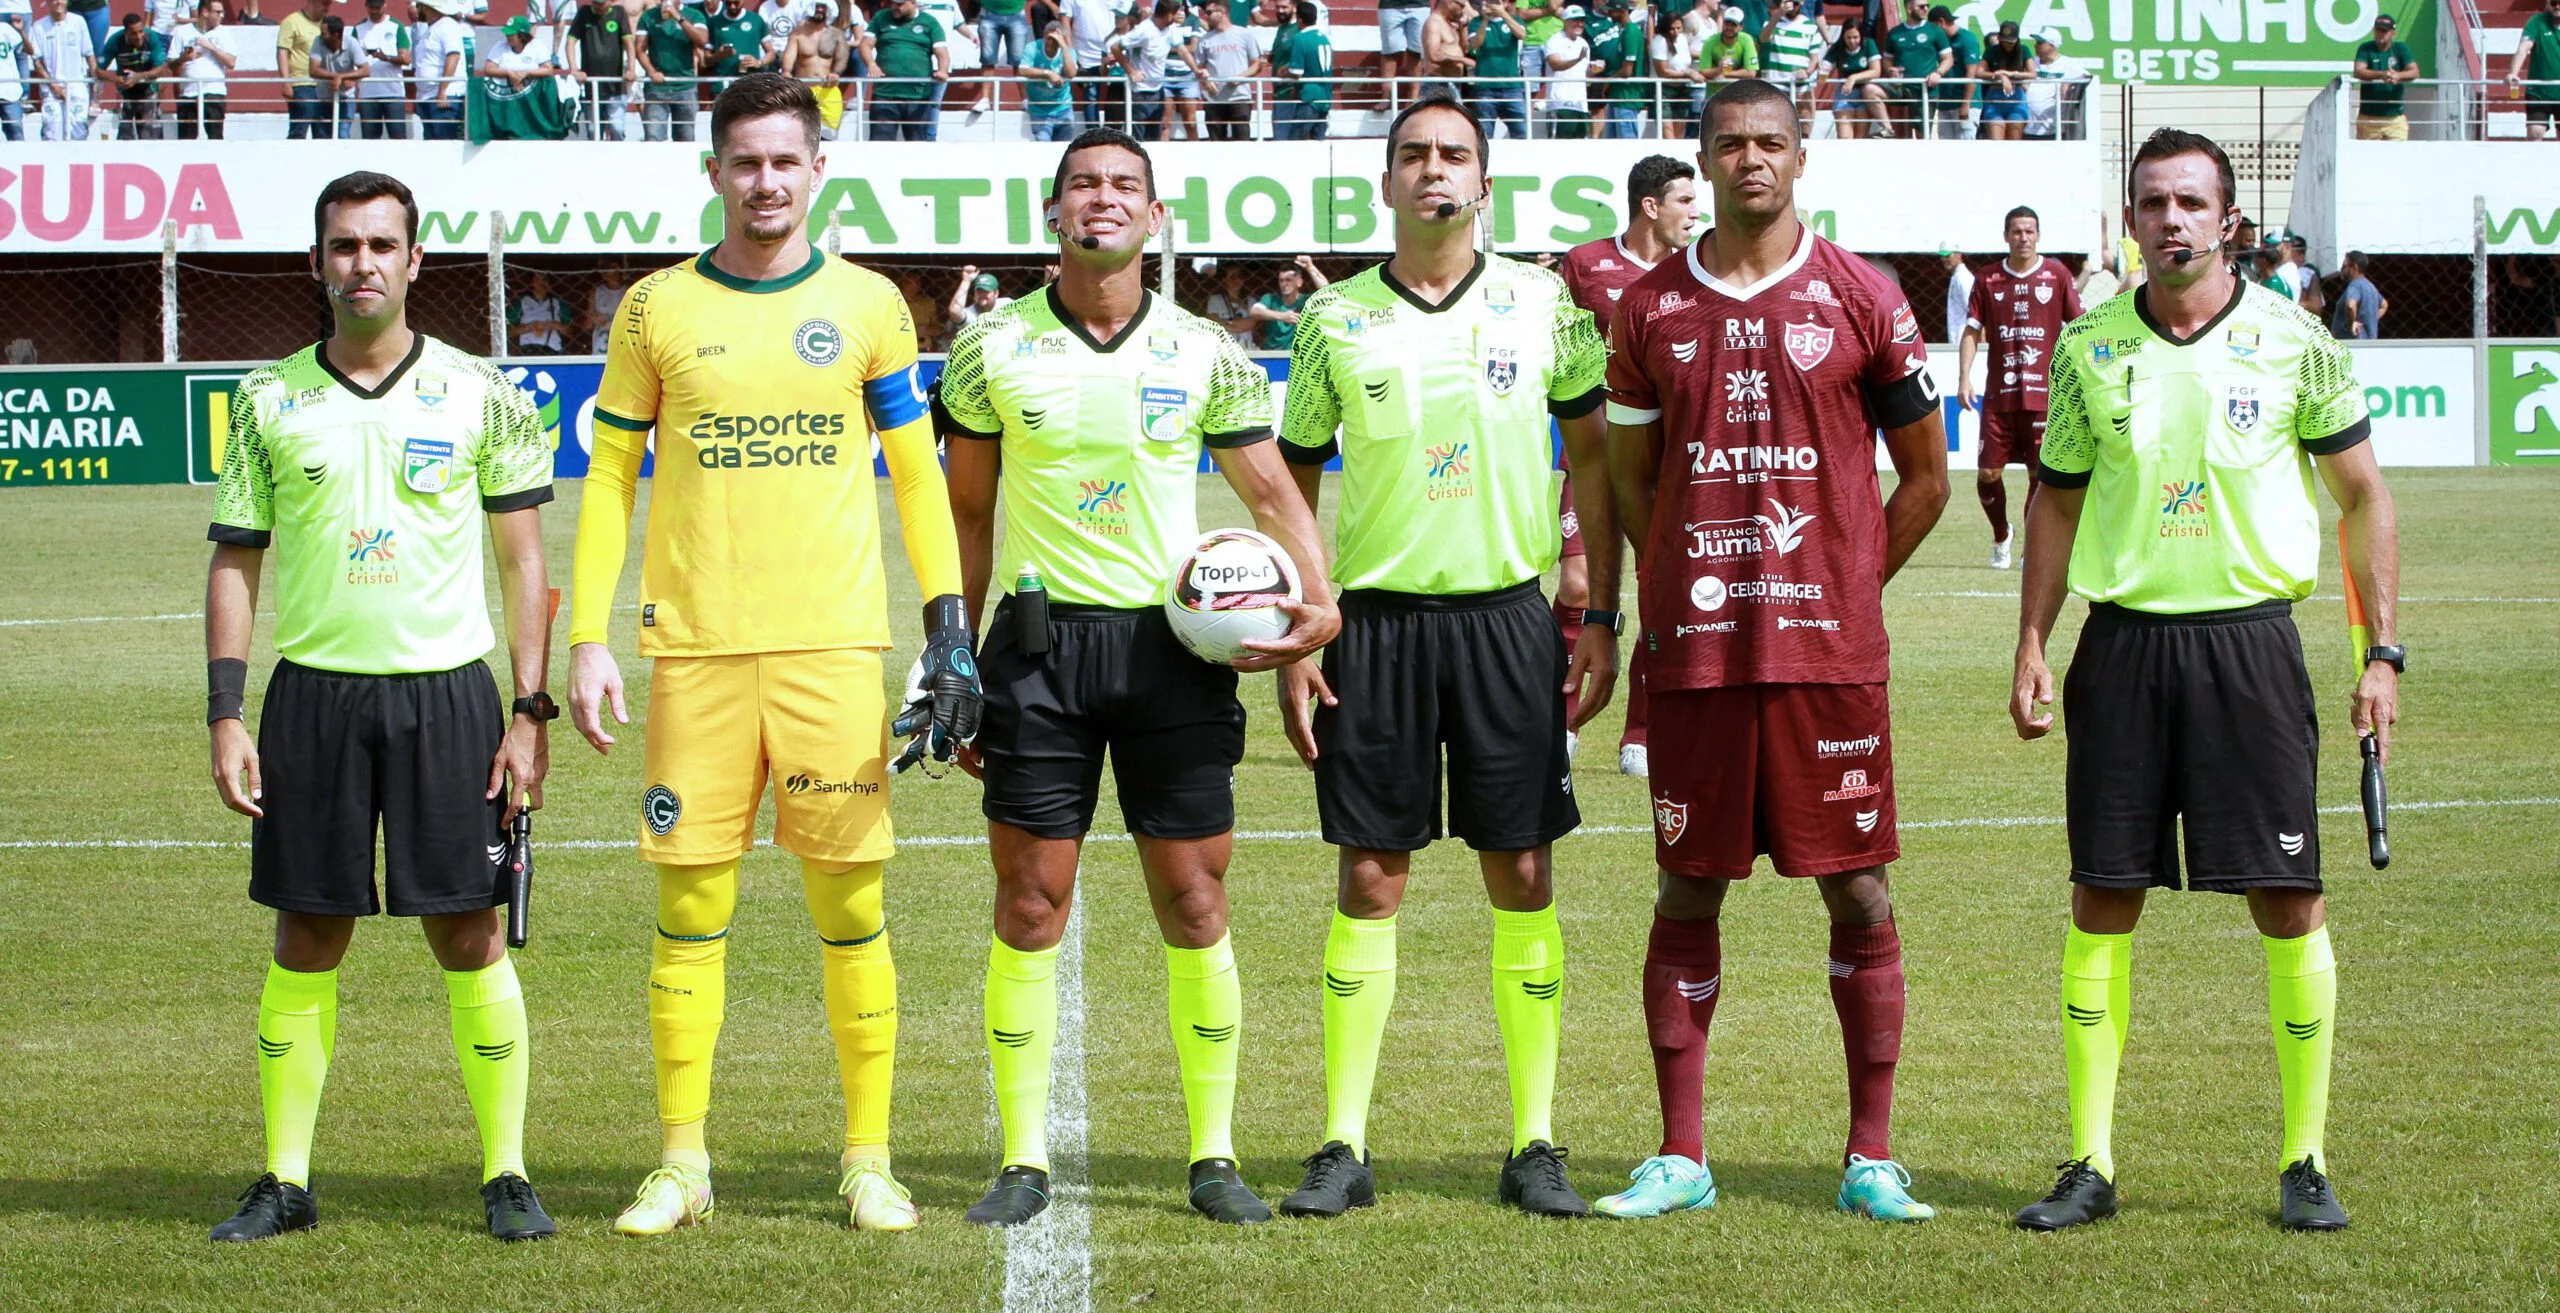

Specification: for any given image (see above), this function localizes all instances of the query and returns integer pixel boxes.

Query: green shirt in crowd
[867,8,946,100]
[640,5,709,78]
[2353,38,2414,116]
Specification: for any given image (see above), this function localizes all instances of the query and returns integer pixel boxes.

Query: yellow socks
[1489,904,1565,1153]
[256,962,337,1188]
[445,956,530,1183]
[650,860,737,1168]
[805,860,897,1158]
[985,937,1061,1173]
[2264,926,2337,1173]
[1319,911,1397,1157]
[1165,934,1243,1165]
[2061,927,2132,1181]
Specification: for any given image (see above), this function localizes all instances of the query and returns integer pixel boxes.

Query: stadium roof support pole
[2474,194,2490,467]
[160,221,178,365]
[488,212,508,360]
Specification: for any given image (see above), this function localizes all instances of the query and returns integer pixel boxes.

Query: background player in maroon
[1597,78,1949,1222]
[1558,154,1699,778]
[1957,206,2081,570]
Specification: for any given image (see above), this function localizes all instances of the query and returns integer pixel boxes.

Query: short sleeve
[1201,332,1276,447]
[1861,287,1938,429]
[593,274,662,433]
[209,378,274,547]
[2037,335,2095,487]
[932,317,1002,438]
[1604,307,1659,425]
[1277,302,1342,464]
[1548,296,1606,417]
[2060,265,2084,320]
[2294,330,2372,455]
[476,362,556,512]
[1962,269,1988,331]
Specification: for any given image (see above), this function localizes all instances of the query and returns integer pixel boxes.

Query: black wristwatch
[2363,645,2405,674]
[1579,608,1625,635]
[512,692,560,722]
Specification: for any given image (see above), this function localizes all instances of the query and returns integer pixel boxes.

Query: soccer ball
[1163,528,1301,665]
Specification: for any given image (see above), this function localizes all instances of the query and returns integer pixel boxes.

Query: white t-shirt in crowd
[147,0,190,34]
[2024,51,2087,136]
[1117,19,1173,91]
[1944,259,1974,345]
[354,16,407,97]
[0,23,26,105]
[1542,31,1587,110]
[1063,0,1116,65]
[412,14,468,102]
[30,12,96,90]
[172,21,236,96]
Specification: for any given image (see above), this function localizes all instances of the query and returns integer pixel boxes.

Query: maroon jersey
[1606,228,1936,689]
[1562,235,1666,335]
[1964,256,2081,413]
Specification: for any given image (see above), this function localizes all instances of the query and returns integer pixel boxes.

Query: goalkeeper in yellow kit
[566,73,978,1234]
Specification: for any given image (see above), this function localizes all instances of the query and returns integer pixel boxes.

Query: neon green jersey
[1279,255,1607,595]
[210,335,553,674]
[2038,281,2369,615]
[937,286,1275,609]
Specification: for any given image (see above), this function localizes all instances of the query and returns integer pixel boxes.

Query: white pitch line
[1910,591,2560,604]
[8,797,2556,853]
[0,611,204,627]
[1001,884,1090,1313]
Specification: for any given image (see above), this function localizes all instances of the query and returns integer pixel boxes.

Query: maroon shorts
[1558,475,1585,558]
[1647,683,1899,878]
[1978,408,2046,470]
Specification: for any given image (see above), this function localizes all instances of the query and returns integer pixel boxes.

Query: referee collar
[1379,252,1486,314]
[2133,275,2245,348]
[1046,284,1157,353]
[315,329,426,401]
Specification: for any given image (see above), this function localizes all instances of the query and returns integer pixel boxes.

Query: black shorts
[250,659,509,918]
[976,599,1245,841]
[2529,101,2560,127]
[2062,601,2321,894]
[1313,581,1579,852]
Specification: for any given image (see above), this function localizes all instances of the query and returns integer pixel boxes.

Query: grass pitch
[0,469,2554,1312]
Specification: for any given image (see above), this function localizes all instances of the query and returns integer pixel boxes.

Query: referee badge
[1484,349,1519,396]
[1139,386,1190,442]
[401,437,455,494]
[2226,386,2262,433]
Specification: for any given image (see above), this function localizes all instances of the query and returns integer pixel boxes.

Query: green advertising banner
[0,367,249,489]
[1959,0,2434,84]
[2489,344,2560,465]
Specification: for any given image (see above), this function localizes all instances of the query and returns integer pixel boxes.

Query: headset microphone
[1436,202,1460,220]
[2169,240,2220,268]
[1078,235,1101,250]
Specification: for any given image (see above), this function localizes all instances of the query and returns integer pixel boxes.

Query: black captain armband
[208,658,248,725]
[1866,369,1940,431]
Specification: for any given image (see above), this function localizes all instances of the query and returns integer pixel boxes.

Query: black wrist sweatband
[923,593,967,634]
[208,658,248,725]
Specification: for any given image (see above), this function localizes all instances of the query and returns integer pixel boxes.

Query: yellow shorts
[2354,115,2408,141]
[814,84,845,131]
[640,649,892,866]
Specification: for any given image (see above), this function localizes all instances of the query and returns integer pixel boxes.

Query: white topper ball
[1164,528,1301,665]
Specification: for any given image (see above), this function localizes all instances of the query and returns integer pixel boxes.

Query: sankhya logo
[793,319,844,367]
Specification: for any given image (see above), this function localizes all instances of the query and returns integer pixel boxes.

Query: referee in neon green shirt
[204,172,559,1242]
[2008,129,2401,1234]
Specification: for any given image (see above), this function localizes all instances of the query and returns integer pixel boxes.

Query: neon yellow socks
[650,860,736,1168]
[1490,904,1565,1153]
[445,956,530,1182]
[2060,926,2132,1181]
[986,937,1060,1173]
[1320,911,1398,1157]
[256,962,337,1188]
[1166,934,1242,1165]
[2264,926,2337,1173]
[806,860,897,1157]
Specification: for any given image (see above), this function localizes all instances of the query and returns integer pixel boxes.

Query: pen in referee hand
[505,809,533,948]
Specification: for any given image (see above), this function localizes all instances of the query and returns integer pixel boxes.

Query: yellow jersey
[572,247,961,656]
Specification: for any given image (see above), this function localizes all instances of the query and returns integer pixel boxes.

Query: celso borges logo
[794,319,844,367]
[643,784,682,835]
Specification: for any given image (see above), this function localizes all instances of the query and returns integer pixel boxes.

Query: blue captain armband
[864,363,931,431]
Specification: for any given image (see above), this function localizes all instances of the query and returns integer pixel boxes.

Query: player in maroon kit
[1958,206,2082,570]
[1595,78,1950,1222]
[1557,154,1699,778]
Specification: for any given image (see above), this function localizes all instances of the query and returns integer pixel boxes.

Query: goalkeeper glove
[891,594,981,774]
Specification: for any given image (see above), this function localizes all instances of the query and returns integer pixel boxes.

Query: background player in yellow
[564,73,975,1236]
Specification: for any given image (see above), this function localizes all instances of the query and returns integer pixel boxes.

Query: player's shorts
[2063,600,2322,894]
[1647,682,1898,878]
[1377,5,1426,55]
[977,600,1245,841]
[1558,473,1585,558]
[641,649,891,867]
[1980,408,2047,469]
[1313,581,1578,852]
[250,658,507,918]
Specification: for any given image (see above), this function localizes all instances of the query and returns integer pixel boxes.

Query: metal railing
[2358,76,2560,142]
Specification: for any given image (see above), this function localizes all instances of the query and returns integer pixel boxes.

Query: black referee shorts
[975,599,1246,841]
[1312,581,1579,853]
[250,659,509,918]
[2062,600,2322,894]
